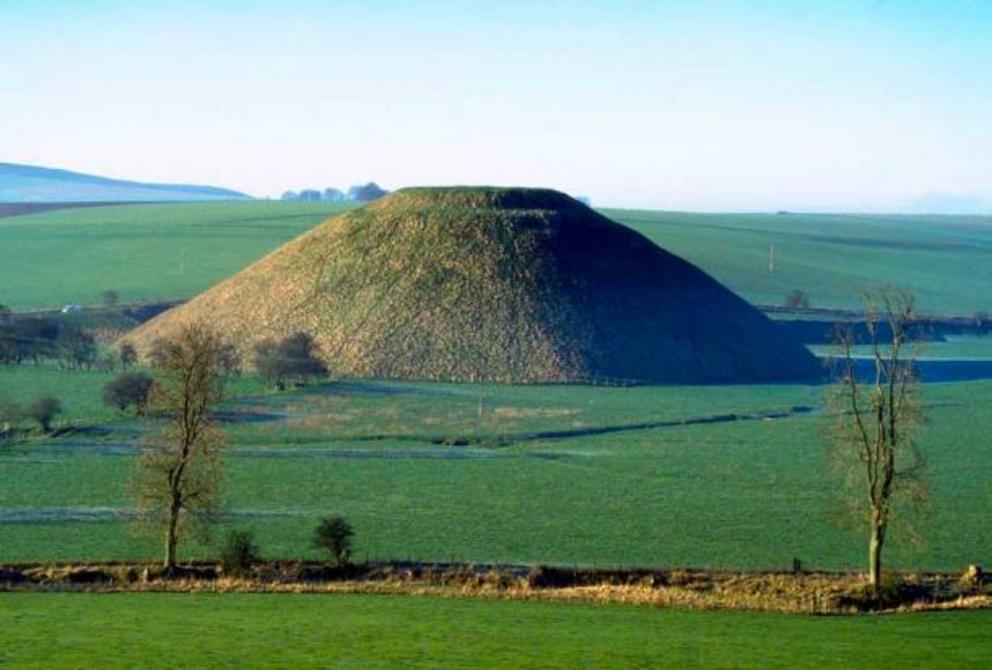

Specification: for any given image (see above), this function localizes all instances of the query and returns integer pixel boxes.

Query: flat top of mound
[370,186,580,211]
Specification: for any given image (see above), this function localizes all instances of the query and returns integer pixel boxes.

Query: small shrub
[94,352,117,373]
[313,516,354,566]
[961,564,984,588]
[27,395,62,433]
[101,289,120,307]
[0,393,21,434]
[848,571,928,609]
[220,530,259,577]
[118,342,138,371]
[785,290,811,310]
[527,565,577,589]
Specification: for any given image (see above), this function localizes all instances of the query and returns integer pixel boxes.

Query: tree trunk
[868,522,884,595]
[164,503,179,572]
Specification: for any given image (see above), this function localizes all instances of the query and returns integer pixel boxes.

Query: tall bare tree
[134,323,229,572]
[827,288,928,594]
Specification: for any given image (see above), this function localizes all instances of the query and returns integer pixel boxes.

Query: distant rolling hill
[0,162,251,203]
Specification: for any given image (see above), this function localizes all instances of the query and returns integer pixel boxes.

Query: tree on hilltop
[346,182,388,202]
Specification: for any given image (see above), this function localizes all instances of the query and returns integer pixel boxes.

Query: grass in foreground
[2,593,991,669]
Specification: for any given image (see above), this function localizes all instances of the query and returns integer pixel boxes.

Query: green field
[2,593,990,668]
[0,365,266,427]
[607,209,992,316]
[3,364,991,570]
[2,201,990,314]
[0,201,349,310]
[809,335,992,360]
[3,199,992,659]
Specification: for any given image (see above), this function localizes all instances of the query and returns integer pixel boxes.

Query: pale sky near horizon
[2,0,990,212]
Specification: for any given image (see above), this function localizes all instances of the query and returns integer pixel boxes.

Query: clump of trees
[0,317,58,365]
[133,323,232,572]
[55,327,98,370]
[26,395,62,433]
[254,332,328,390]
[346,182,388,202]
[0,393,66,435]
[281,182,388,203]
[827,288,928,596]
[313,516,354,566]
[0,317,98,369]
[0,393,19,436]
[102,373,155,414]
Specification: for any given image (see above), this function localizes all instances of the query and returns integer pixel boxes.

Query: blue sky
[1,0,990,211]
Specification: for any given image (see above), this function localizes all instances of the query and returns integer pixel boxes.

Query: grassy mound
[128,187,819,383]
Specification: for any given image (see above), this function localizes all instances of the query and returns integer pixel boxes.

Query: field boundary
[3,560,989,616]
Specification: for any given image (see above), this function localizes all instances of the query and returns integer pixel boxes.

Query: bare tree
[827,288,928,595]
[133,323,229,572]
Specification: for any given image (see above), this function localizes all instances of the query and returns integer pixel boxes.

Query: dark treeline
[0,316,102,370]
